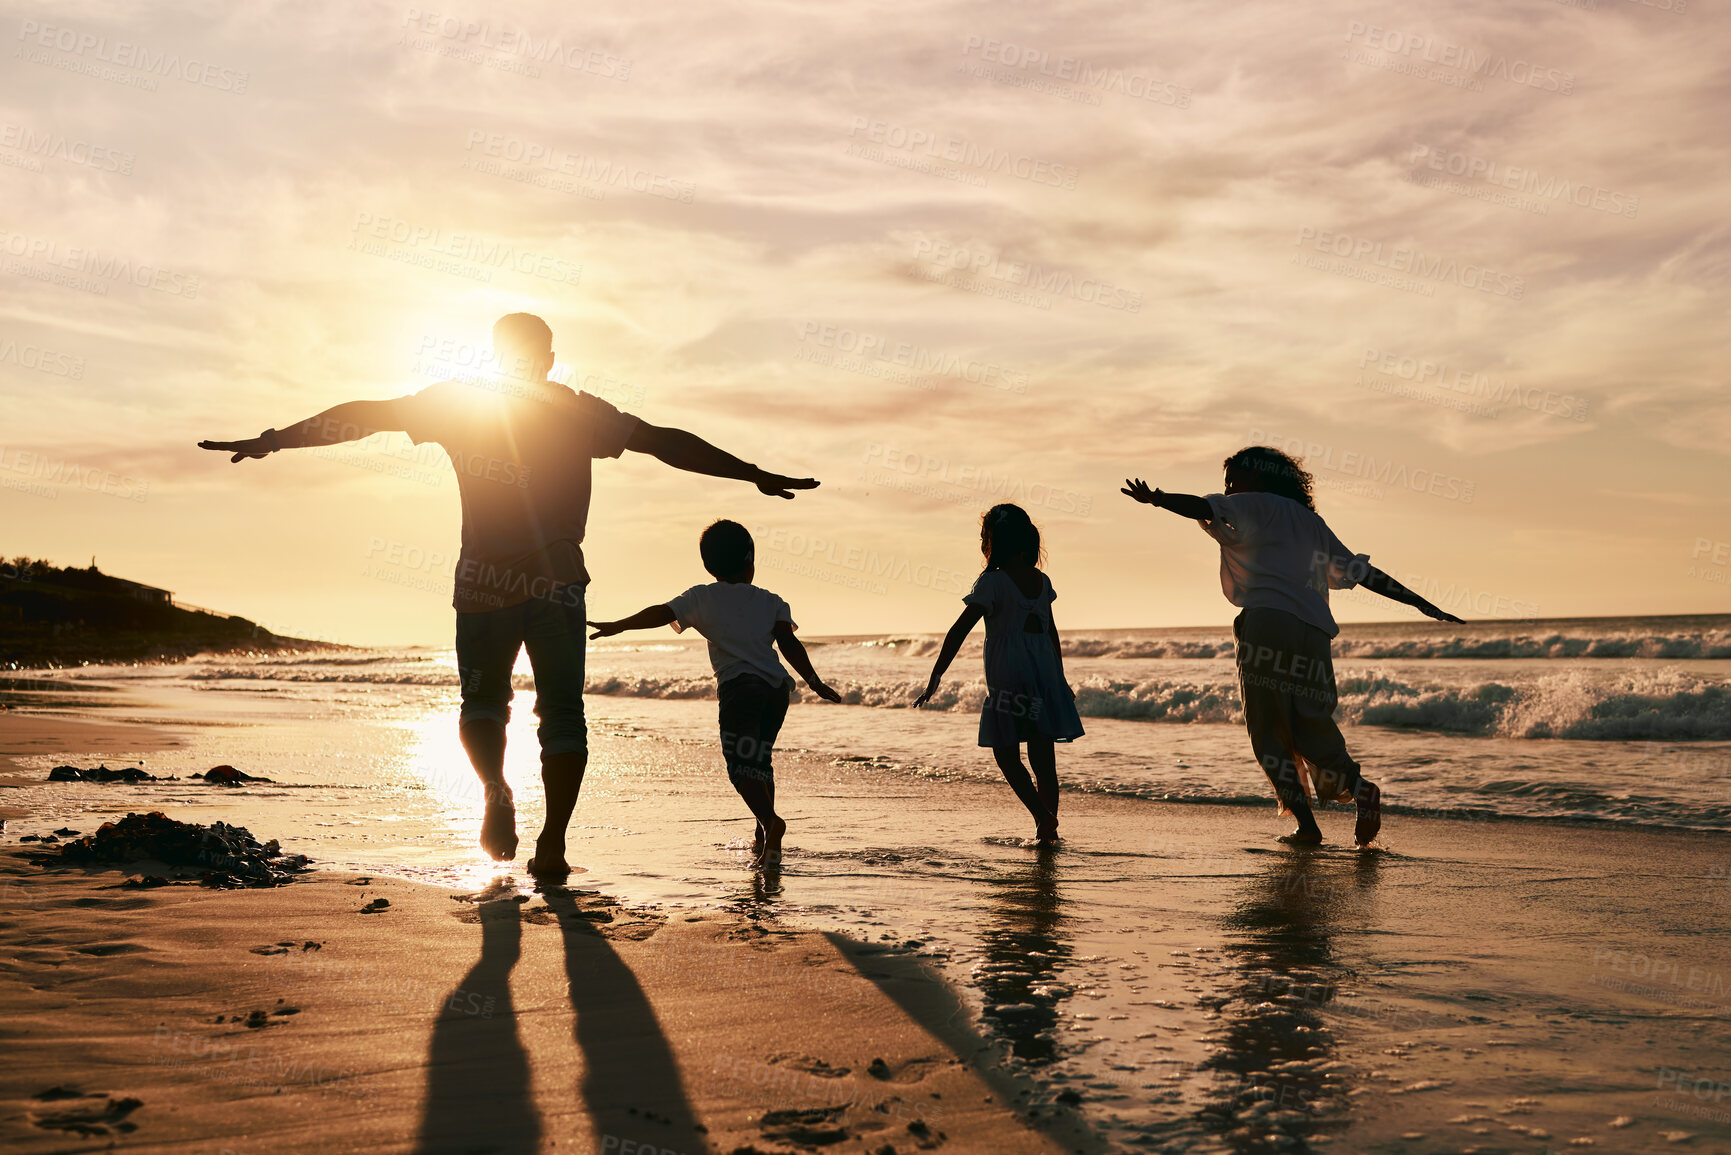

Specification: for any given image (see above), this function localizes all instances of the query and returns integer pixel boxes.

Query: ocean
[6,612,1731,1150]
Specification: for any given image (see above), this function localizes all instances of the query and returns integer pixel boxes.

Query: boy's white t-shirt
[665,582,796,687]
[1197,491,1370,637]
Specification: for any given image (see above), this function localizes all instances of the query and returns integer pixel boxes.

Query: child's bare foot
[751,816,786,868]
[479,789,517,860]
[1354,781,1382,847]
[1278,826,1324,846]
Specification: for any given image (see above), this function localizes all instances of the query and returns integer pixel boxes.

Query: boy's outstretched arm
[1358,567,1464,623]
[1122,478,1213,521]
[199,400,406,462]
[913,605,986,707]
[773,622,842,702]
[588,604,678,639]
[626,422,818,499]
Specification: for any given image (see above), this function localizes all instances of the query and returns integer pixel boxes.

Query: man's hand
[756,471,820,500]
[1121,478,1161,506]
[1420,604,1465,625]
[586,619,625,639]
[809,680,843,703]
[199,436,274,463]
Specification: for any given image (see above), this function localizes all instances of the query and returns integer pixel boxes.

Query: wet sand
[4,706,1731,1152]
[0,712,183,821]
[0,854,1090,1154]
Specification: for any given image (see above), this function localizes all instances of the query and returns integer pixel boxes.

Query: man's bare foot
[1355,781,1382,847]
[1278,827,1324,846]
[753,821,765,858]
[1035,817,1059,844]
[479,792,517,860]
[751,816,786,868]
[526,855,571,880]
[526,836,570,879]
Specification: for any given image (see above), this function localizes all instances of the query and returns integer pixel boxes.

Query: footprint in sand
[866,1056,943,1084]
[29,1089,143,1137]
[760,1105,849,1146]
[767,1053,851,1079]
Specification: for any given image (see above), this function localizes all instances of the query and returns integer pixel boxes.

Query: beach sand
[4,707,1731,1153]
[0,855,1088,1155]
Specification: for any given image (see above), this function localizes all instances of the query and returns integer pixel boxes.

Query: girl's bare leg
[992,742,1057,841]
[1027,736,1059,821]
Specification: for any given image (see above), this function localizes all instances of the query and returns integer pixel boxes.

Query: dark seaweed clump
[57,811,312,888]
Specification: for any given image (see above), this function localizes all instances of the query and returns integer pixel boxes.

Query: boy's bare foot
[751,816,786,868]
[1355,781,1382,847]
[1278,827,1324,846]
[479,793,517,860]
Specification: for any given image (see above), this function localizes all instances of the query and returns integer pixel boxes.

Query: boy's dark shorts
[718,673,791,788]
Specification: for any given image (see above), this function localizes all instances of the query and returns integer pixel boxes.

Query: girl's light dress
[964,569,1086,747]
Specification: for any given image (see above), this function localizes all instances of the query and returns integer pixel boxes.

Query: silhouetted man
[201,313,817,876]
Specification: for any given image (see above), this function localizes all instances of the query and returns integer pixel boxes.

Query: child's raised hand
[586,620,622,640]
[1121,478,1160,505]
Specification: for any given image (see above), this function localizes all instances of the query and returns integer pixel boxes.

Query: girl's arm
[1122,478,1213,520]
[588,604,678,639]
[1359,567,1464,623]
[913,605,986,707]
[773,622,843,702]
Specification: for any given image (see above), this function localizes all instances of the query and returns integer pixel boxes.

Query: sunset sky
[2,0,1726,645]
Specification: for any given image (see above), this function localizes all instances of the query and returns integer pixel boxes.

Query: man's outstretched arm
[1359,566,1464,623]
[199,400,405,463]
[1122,478,1214,520]
[626,422,817,499]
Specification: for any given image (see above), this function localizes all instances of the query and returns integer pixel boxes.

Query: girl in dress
[915,504,1085,843]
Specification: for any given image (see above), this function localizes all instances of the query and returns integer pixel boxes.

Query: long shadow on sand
[415,894,540,1154]
[540,885,710,1155]
[415,884,707,1155]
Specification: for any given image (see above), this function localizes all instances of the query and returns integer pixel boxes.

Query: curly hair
[979,504,1044,570]
[1222,445,1316,511]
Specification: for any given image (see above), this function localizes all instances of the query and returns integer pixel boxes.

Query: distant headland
[0,555,335,669]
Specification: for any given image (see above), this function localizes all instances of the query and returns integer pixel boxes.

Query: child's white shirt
[665,582,796,687]
[1197,491,1369,637]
